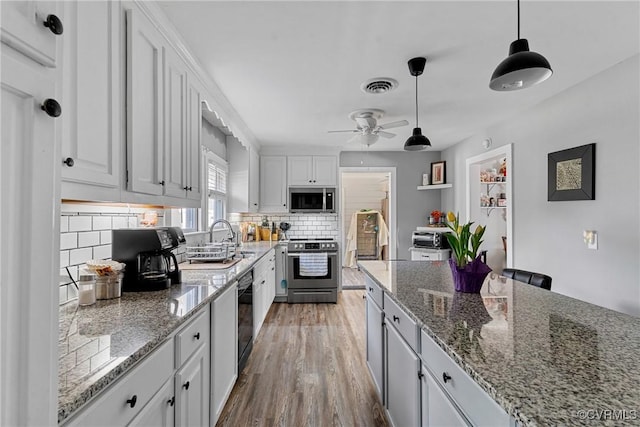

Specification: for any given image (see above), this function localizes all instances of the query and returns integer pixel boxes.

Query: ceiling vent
[361,78,398,94]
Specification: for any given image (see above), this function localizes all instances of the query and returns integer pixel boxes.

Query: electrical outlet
[583,230,598,250]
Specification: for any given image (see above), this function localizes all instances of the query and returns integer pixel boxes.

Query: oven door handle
[287,253,336,257]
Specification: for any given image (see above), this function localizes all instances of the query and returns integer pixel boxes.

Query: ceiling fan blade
[378,119,409,130]
[377,130,396,138]
[328,129,358,134]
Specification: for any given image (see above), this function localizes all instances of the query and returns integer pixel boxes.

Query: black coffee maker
[165,227,186,285]
[112,228,176,291]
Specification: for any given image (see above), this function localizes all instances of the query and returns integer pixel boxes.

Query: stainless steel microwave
[289,187,335,213]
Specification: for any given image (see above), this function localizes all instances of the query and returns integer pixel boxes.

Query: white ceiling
[158,1,639,151]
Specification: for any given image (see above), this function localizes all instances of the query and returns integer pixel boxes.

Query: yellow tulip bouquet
[444,212,491,292]
[444,212,485,268]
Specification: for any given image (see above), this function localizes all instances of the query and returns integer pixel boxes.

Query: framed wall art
[431,161,446,185]
[548,143,595,201]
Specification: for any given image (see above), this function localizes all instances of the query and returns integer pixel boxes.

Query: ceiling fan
[328,109,409,146]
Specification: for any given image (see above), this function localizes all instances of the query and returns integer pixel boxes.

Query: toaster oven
[411,230,450,249]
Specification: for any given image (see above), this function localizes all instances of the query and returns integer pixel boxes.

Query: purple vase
[448,256,492,293]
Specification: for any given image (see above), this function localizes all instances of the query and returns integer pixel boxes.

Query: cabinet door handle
[368,287,373,292]
[62,157,74,167]
[183,186,189,191]
[126,395,137,408]
[442,372,452,383]
[418,371,424,380]
[167,396,175,406]
[41,98,61,117]
[362,294,366,300]
[159,180,165,186]
[43,14,63,35]
[393,315,399,323]
[188,186,193,191]
[183,381,190,390]
[193,332,200,340]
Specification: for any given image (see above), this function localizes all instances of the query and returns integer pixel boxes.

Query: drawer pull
[62,157,74,167]
[41,98,62,117]
[43,14,63,35]
[126,395,137,408]
[368,287,373,292]
[393,315,400,323]
[183,381,190,390]
[362,294,366,300]
[193,332,200,340]
[167,396,175,407]
[442,372,452,384]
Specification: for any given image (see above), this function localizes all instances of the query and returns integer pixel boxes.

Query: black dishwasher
[237,269,253,373]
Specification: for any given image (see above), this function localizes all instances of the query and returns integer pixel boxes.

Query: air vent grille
[361,78,398,94]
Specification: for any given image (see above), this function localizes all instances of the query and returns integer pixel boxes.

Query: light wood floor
[341,267,366,289]
[216,290,388,427]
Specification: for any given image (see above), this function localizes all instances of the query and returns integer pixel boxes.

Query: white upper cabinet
[61,0,121,198]
[259,156,287,212]
[126,6,164,196]
[227,139,259,213]
[1,0,61,67]
[162,45,187,198]
[185,76,202,201]
[287,155,337,186]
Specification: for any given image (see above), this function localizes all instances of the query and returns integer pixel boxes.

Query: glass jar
[77,273,96,306]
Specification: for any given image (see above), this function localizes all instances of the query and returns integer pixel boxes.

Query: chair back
[502,268,552,290]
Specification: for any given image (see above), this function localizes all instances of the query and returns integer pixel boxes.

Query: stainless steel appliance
[289,187,335,213]
[112,228,177,292]
[237,269,253,373]
[287,238,338,303]
[411,229,450,249]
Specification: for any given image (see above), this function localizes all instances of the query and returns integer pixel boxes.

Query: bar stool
[501,268,552,290]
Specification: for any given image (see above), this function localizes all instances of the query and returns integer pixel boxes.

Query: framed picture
[548,143,595,201]
[431,161,446,185]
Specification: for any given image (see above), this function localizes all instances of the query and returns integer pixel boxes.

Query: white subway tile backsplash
[69,247,92,266]
[127,217,138,228]
[61,216,69,233]
[92,216,112,230]
[59,286,68,305]
[78,231,100,248]
[60,233,78,250]
[112,217,128,229]
[93,245,111,260]
[69,216,92,232]
[60,251,70,269]
[100,231,112,245]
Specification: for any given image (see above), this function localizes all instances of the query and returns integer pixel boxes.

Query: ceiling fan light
[490,39,552,91]
[404,128,431,151]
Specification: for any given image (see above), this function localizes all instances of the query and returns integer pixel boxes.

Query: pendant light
[490,0,552,91]
[404,57,431,151]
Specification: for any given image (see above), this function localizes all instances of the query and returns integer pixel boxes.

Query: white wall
[442,55,640,316]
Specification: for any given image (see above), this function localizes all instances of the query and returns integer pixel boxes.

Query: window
[206,153,228,228]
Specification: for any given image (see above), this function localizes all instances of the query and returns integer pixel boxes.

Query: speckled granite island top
[58,242,279,424]
[358,260,640,427]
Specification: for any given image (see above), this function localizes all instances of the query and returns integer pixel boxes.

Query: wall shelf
[417,183,452,190]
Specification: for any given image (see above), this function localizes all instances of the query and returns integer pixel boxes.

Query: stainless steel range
[287,238,338,303]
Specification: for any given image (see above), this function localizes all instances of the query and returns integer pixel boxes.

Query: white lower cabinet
[64,339,174,426]
[421,368,469,427]
[128,377,175,427]
[175,344,209,427]
[385,320,421,427]
[253,249,275,338]
[211,283,238,425]
[366,296,384,402]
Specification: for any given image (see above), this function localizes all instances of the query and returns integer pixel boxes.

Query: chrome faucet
[209,219,237,246]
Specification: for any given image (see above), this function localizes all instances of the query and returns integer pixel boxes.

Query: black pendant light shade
[490,0,552,91]
[404,128,431,151]
[404,57,431,151]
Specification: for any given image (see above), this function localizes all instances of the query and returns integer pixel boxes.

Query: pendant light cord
[517,0,520,39]
[415,75,419,127]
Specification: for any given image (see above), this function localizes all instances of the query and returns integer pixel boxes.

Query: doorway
[339,167,396,289]
[465,145,513,272]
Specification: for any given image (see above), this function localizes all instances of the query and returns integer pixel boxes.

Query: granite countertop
[58,241,280,424]
[358,260,640,427]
